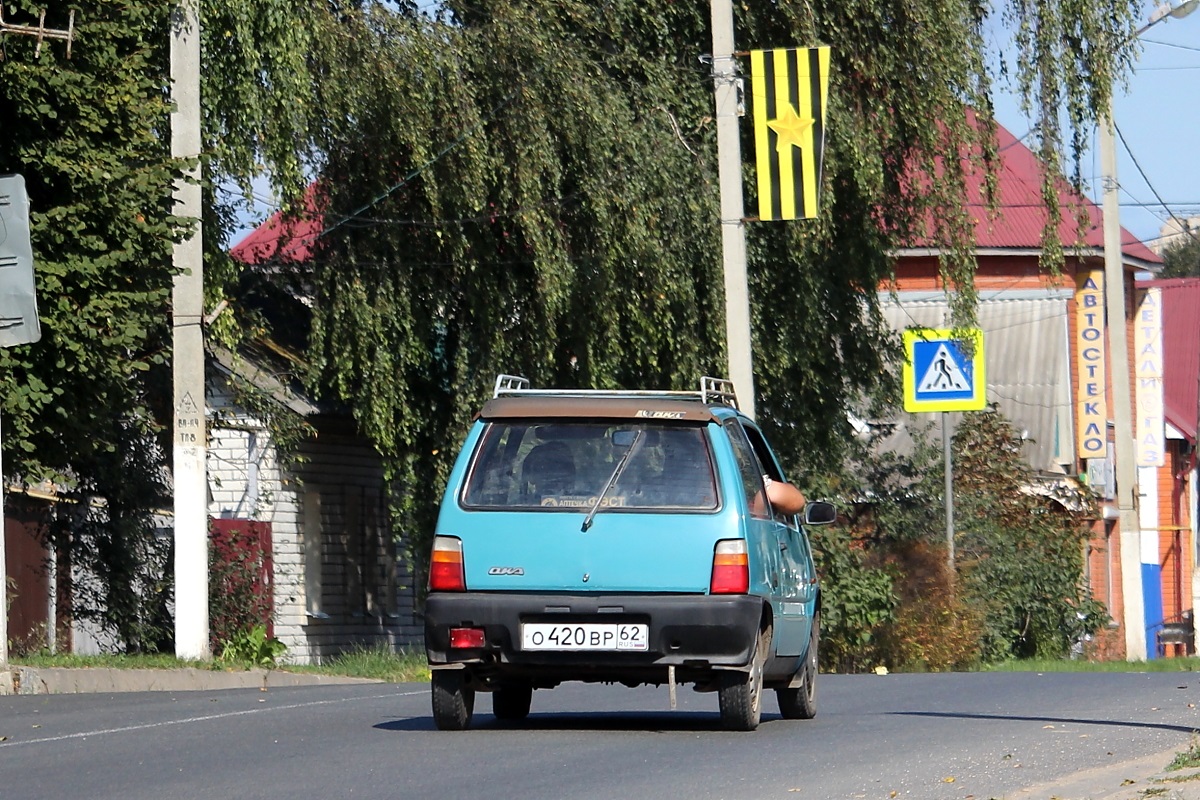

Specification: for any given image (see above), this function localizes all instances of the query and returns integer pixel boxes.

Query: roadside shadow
[376,711,781,733]
[891,710,1200,735]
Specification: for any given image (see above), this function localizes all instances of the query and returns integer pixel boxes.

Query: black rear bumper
[425,591,763,686]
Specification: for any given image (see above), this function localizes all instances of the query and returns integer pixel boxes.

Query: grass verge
[285,645,430,683]
[982,656,1200,673]
[1167,737,1200,772]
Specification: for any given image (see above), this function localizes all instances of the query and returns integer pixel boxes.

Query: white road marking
[0,690,425,749]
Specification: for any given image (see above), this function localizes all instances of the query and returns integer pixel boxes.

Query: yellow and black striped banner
[749,47,831,221]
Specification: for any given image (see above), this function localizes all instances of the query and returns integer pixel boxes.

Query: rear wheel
[776,611,819,720]
[492,684,533,721]
[431,669,475,731]
[718,626,769,731]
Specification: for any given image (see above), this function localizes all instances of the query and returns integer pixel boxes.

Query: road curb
[2,666,381,695]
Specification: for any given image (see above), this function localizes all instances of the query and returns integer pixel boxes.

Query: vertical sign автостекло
[1074,271,1107,460]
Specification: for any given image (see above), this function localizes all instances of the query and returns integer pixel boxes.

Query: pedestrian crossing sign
[902,328,986,412]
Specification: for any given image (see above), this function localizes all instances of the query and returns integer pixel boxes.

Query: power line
[1114,120,1200,248]
[1140,36,1200,53]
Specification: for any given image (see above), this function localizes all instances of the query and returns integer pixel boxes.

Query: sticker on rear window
[635,410,685,419]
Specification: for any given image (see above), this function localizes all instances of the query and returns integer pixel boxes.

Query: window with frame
[722,418,770,519]
[461,421,719,512]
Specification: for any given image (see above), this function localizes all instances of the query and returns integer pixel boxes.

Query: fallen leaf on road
[942,777,956,783]
[1121,779,1136,786]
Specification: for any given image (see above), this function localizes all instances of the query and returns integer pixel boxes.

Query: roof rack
[491,374,740,410]
[492,374,530,396]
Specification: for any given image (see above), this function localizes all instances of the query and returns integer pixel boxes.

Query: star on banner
[767,105,814,153]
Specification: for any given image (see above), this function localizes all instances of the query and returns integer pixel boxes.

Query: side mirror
[803,501,837,526]
[612,429,638,449]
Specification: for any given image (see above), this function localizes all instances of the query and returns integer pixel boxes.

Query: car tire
[431,669,475,731]
[718,626,769,731]
[492,684,533,721]
[776,611,819,720]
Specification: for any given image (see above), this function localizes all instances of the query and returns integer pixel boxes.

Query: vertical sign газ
[1075,270,1107,460]
[1134,287,1165,467]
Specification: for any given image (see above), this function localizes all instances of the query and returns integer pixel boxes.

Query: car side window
[741,424,794,524]
[722,419,770,519]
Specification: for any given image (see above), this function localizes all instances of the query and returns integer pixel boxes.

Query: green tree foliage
[0,0,320,651]
[241,0,1141,572]
[0,0,1143,649]
[1159,232,1200,278]
[0,1,182,651]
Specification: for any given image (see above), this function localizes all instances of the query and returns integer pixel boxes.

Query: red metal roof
[911,119,1159,264]
[1139,277,1200,444]
[229,184,325,265]
[229,122,1161,267]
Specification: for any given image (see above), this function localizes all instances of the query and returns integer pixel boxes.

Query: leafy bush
[811,407,1104,671]
[812,522,897,673]
[874,541,983,671]
[952,410,1108,660]
[218,624,286,667]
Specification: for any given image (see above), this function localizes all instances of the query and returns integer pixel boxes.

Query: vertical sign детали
[1134,287,1165,467]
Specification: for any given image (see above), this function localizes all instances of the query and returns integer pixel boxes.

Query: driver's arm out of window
[762,476,806,516]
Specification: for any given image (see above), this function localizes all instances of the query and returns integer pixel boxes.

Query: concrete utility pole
[709,0,756,418]
[1099,119,1146,661]
[170,0,209,659]
[1098,0,1198,661]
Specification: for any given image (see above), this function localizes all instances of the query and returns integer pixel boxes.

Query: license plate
[521,623,649,651]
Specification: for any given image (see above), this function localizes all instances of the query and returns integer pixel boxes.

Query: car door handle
[779,541,788,551]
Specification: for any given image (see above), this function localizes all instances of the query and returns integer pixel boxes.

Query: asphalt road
[1,672,1197,800]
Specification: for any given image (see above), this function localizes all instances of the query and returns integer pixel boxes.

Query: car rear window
[461,421,719,512]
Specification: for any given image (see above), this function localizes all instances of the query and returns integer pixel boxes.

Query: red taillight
[429,536,465,592]
[449,627,486,649]
[710,539,749,594]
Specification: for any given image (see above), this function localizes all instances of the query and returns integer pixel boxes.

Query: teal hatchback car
[424,376,834,731]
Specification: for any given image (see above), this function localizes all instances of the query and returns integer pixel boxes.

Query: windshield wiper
[581,431,643,533]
